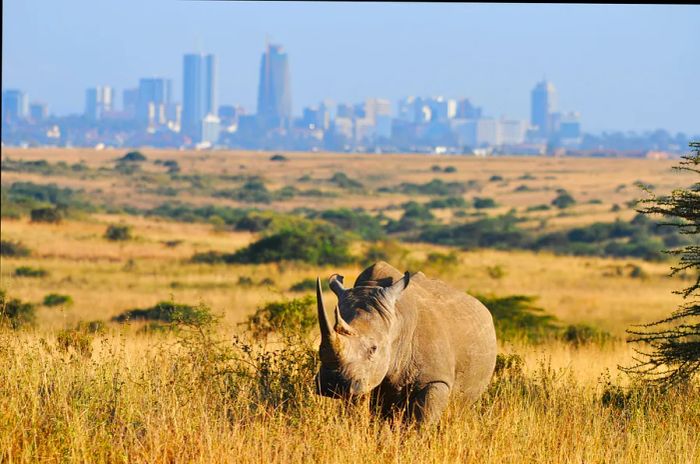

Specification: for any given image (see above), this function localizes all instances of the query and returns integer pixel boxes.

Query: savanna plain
[1,148,698,463]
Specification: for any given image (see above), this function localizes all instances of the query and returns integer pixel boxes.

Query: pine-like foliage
[622,142,700,386]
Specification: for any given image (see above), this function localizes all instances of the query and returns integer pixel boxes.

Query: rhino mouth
[314,369,360,399]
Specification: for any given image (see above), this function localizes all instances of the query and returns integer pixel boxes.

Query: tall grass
[1,316,698,463]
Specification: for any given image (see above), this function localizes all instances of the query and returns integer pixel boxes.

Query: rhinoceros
[314,261,497,425]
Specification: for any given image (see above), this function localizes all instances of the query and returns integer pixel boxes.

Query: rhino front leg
[410,381,451,426]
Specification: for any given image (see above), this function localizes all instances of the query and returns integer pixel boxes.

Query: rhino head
[314,272,410,399]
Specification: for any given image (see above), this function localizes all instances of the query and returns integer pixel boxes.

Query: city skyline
[3,1,699,134]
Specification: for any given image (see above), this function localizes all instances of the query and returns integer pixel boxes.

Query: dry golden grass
[1,148,697,463]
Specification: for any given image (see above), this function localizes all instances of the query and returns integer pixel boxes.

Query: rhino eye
[368,345,378,357]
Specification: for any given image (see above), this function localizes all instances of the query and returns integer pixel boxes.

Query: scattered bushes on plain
[14,266,48,278]
[473,197,497,209]
[30,207,63,223]
[119,151,147,162]
[0,290,36,329]
[104,224,132,241]
[112,301,213,327]
[552,190,576,209]
[329,172,364,190]
[243,295,316,340]
[226,220,353,266]
[43,293,74,307]
[0,240,31,257]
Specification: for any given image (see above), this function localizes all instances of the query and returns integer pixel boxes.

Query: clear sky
[3,1,699,134]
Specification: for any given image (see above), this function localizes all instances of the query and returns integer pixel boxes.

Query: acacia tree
[623,142,700,386]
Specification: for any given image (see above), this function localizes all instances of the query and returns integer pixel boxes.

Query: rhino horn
[329,274,346,299]
[334,305,358,336]
[317,277,335,343]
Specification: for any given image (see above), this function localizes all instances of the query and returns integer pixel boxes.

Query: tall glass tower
[182,53,216,138]
[530,80,557,137]
[257,44,291,129]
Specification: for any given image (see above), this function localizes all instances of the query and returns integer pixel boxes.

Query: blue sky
[3,1,699,134]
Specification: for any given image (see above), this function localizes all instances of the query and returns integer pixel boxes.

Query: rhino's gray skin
[315,261,497,425]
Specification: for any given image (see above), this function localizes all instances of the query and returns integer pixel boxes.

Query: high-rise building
[530,80,557,137]
[137,78,172,125]
[182,53,216,139]
[257,44,291,129]
[456,99,482,119]
[85,86,114,120]
[29,102,49,122]
[2,90,29,122]
[122,88,138,116]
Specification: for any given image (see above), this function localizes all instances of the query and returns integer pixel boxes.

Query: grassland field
[1,148,698,463]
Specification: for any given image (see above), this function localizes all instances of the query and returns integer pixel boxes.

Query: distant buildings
[14,53,696,156]
[530,79,557,138]
[182,53,216,140]
[136,78,172,126]
[2,89,29,122]
[84,86,114,120]
[257,44,291,130]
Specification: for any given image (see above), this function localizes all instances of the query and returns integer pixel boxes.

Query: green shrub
[289,278,319,292]
[0,240,31,257]
[313,208,385,241]
[112,301,213,326]
[104,224,132,241]
[0,290,35,329]
[444,166,457,173]
[425,196,468,209]
[14,266,48,278]
[270,153,288,161]
[43,293,73,307]
[552,191,576,209]
[30,207,62,223]
[489,175,504,182]
[56,326,94,357]
[119,151,147,162]
[228,221,353,266]
[243,295,316,340]
[329,172,363,190]
[473,197,497,209]
[526,204,551,212]
[474,293,558,342]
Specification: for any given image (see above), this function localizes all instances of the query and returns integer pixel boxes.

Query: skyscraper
[84,86,113,120]
[2,90,29,122]
[257,44,291,129]
[530,80,557,137]
[182,53,216,138]
[137,78,172,125]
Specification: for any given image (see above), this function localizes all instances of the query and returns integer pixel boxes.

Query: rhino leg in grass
[315,261,497,425]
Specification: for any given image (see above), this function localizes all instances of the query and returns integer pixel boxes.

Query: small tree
[623,142,700,386]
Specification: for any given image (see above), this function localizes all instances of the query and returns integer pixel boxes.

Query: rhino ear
[329,274,346,299]
[381,272,410,307]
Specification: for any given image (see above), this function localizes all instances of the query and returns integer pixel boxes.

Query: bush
[30,207,62,223]
[313,208,385,241]
[104,224,132,241]
[425,196,468,209]
[289,278,319,292]
[329,172,363,190]
[473,197,497,209]
[112,301,213,326]
[489,175,504,182]
[0,240,30,257]
[14,266,48,278]
[119,151,147,162]
[43,293,73,307]
[474,293,558,342]
[444,166,457,173]
[270,153,288,161]
[228,221,353,266]
[552,191,576,209]
[0,290,35,329]
[243,295,316,340]
[56,326,94,357]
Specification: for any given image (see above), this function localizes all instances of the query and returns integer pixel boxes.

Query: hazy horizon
[3,1,699,134]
